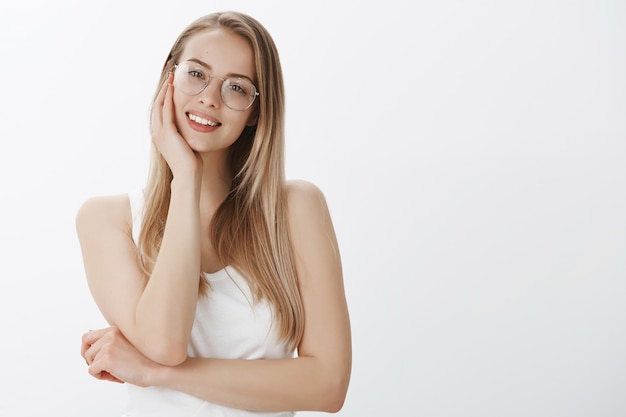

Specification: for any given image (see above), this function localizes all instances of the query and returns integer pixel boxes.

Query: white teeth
[188,114,219,126]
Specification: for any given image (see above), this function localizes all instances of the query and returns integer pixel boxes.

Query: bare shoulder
[284,179,330,219]
[284,179,337,243]
[75,193,132,237]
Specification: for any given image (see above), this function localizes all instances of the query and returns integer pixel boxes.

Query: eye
[225,79,251,95]
[188,69,206,80]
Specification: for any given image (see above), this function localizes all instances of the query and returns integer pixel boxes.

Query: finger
[100,372,125,384]
[156,72,172,105]
[89,361,123,384]
[81,327,107,345]
[162,73,176,127]
[80,328,108,358]
[86,332,110,369]
[83,334,105,365]
[87,341,125,384]
[151,73,172,131]
[82,326,118,364]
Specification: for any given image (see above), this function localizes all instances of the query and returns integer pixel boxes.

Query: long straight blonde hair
[138,12,304,351]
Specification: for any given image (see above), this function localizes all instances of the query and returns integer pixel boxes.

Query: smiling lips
[187,113,221,127]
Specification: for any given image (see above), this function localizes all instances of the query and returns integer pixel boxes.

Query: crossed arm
[77,180,352,412]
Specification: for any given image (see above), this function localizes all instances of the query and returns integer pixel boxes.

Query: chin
[185,136,228,155]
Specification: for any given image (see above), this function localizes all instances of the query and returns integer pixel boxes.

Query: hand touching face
[171,28,258,155]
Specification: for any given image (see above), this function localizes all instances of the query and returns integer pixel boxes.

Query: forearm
[133,175,202,363]
[151,356,349,413]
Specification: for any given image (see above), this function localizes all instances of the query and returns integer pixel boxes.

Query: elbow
[318,369,351,413]
[324,384,349,413]
[144,341,188,367]
[153,352,187,367]
[131,323,190,366]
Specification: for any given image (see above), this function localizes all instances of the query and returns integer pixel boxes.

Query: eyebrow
[185,57,255,82]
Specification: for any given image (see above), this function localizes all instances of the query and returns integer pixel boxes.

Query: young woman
[77,11,351,416]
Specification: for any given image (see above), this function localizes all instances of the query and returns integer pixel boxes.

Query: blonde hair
[139,12,303,351]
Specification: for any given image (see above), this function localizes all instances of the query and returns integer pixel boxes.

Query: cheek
[223,111,252,131]
[171,90,187,110]
[245,106,258,126]
[171,93,189,124]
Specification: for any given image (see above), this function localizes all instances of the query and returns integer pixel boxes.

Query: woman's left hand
[81,326,163,387]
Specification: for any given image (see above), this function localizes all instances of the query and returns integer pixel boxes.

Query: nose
[197,77,222,108]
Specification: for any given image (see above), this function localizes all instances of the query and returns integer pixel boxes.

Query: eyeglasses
[173,61,259,111]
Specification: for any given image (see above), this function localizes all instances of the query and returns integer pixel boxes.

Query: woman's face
[172,28,257,154]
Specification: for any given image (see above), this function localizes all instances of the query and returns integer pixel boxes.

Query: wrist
[170,171,202,196]
[170,156,203,186]
[147,360,174,388]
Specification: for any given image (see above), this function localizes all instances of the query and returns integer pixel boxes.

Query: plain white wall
[0,1,624,416]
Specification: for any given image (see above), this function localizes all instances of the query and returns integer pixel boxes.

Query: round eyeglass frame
[173,62,260,111]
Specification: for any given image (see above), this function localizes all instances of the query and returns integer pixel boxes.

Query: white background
[1,1,624,416]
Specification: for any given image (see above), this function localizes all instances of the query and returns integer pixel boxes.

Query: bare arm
[76,180,200,365]
[82,180,352,412]
[77,75,203,365]
[156,182,351,412]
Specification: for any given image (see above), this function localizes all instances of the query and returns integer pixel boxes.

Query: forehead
[180,28,256,80]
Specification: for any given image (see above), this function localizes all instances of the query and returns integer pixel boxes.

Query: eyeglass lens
[173,61,257,111]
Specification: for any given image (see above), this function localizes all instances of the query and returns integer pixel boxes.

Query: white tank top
[124,190,295,417]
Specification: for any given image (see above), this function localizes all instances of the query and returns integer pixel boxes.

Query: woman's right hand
[151,72,203,179]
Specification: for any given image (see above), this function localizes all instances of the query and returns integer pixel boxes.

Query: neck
[198,149,232,216]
